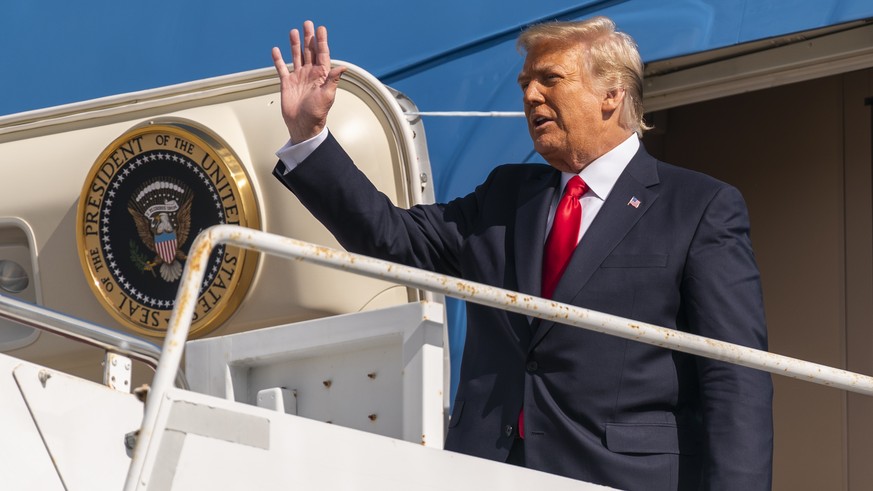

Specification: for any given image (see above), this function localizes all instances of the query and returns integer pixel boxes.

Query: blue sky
[4,0,869,119]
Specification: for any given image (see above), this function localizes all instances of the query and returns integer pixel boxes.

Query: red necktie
[541,176,587,299]
[519,176,587,441]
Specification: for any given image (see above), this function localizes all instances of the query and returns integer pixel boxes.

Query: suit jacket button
[526,361,538,373]
[504,424,514,437]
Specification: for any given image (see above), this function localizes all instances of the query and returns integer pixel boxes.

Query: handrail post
[124,225,215,491]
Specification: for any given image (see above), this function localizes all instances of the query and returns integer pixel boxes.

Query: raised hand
[272,21,347,144]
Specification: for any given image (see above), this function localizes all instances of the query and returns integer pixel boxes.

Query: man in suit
[271,17,773,490]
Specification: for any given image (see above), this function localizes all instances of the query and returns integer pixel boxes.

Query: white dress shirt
[276,128,329,174]
[546,134,639,244]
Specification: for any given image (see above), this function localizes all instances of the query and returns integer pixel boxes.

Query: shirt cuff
[275,127,329,174]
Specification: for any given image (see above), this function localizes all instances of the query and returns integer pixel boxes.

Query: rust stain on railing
[126,224,873,490]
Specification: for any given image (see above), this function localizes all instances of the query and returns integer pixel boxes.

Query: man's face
[518,41,610,173]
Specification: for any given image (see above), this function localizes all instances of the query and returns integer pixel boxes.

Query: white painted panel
[186,301,445,447]
[0,354,63,491]
[14,362,143,491]
[144,389,613,491]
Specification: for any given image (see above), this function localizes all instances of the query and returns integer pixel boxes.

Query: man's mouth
[532,116,552,128]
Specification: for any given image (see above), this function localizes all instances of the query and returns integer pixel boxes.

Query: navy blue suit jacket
[274,133,773,490]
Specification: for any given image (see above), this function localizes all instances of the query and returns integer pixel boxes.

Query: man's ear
[602,88,625,112]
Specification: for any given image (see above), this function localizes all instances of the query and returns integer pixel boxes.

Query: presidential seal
[77,119,260,338]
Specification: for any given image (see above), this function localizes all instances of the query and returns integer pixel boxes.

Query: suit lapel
[530,147,661,349]
[514,170,560,299]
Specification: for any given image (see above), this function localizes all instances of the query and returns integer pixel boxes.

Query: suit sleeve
[681,185,774,489]
[272,132,477,277]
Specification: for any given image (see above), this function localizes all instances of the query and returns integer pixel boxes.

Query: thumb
[328,66,347,84]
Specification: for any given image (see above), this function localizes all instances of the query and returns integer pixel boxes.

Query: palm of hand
[272,22,346,144]
[279,62,335,143]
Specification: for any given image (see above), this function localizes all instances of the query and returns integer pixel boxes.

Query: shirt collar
[559,133,639,201]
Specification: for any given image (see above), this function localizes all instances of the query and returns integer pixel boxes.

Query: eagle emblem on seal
[127,178,193,282]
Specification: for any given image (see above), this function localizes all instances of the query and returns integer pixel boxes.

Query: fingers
[315,25,331,68]
[280,21,332,71]
[289,28,301,69]
[302,20,314,65]
[271,47,289,76]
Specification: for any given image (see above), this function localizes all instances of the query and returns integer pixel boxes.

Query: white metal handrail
[0,293,188,390]
[404,111,525,118]
[124,224,873,489]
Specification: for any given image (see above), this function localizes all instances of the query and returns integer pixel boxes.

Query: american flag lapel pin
[627,196,641,208]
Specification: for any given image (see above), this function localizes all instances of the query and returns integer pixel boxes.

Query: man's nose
[523,81,544,104]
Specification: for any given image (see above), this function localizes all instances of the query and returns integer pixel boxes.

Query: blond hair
[517,16,651,135]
